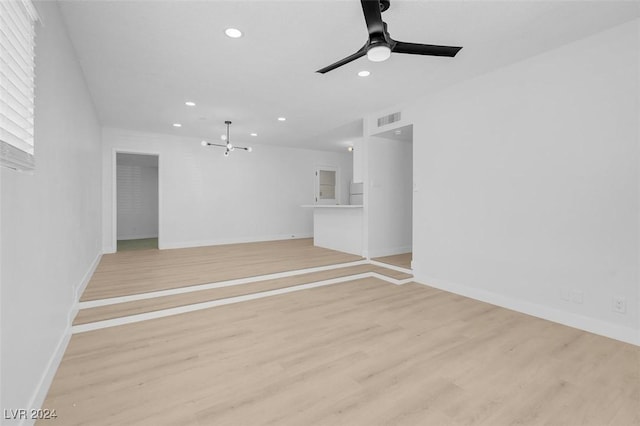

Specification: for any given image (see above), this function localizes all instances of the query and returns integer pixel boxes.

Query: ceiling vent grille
[377,112,401,127]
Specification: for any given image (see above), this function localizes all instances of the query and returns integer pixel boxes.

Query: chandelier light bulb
[203,121,251,156]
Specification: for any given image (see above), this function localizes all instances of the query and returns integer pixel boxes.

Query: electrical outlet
[613,297,626,314]
[571,290,583,304]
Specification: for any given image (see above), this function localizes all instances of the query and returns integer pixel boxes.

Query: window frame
[0,0,39,171]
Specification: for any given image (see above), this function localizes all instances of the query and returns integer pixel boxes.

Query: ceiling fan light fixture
[316,1,461,74]
[366,45,391,62]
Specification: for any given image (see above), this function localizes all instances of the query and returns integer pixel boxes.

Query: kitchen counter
[302,205,363,255]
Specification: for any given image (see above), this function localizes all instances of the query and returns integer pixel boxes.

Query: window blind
[0,0,38,171]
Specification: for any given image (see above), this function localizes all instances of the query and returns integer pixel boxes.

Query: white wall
[367,137,413,258]
[0,1,103,420]
[116,156,159,240]
[352,137,365,183]
[405,19,639,344]
[102,128,353,252]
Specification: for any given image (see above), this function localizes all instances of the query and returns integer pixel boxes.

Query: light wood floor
[373,252,412,269]
[45,279,638,425]
[73,264,412,326]
[82,238,362,301]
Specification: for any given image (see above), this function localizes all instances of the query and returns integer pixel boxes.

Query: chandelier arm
[202,121,251,155]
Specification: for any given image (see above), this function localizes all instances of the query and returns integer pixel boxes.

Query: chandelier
[201,121,252,156]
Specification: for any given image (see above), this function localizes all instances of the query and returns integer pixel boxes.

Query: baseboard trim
[21,329,71,426]
[23,251,103,425]
[68,252,103,325]
[74,253,102,305]
[415,274,640,346]
[160,233,313,250]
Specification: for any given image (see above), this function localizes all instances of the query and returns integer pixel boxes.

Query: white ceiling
[58,0,639,151]
[373,124,413,143]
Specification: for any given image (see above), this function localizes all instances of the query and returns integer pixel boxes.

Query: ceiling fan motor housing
[315,0,462,74]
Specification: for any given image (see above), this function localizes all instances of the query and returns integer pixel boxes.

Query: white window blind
[0,0,38,171]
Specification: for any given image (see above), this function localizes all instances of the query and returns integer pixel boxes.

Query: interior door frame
[112,149,162,252]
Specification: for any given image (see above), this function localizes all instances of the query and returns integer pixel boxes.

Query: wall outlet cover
[613,297,626,314]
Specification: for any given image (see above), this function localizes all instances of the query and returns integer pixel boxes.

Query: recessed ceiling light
[250,133,258,137]
[277,117,286,121]
[185,101,196,106]
[358,70,370,77]
[172,123,182,128]
[225,28,243,38]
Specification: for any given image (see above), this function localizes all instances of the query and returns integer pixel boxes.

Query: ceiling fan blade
[361,0,384,36]
[392,41,462,57]
[316,46,367,74]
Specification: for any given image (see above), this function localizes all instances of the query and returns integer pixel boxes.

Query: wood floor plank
[372,252,412,269]
[73,264,411,326]
[42,277,639,426]
[81,238,362,301]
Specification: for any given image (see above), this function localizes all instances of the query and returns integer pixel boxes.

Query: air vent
[377,112,401,127]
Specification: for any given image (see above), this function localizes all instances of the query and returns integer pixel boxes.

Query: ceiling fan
[316,0,462,74]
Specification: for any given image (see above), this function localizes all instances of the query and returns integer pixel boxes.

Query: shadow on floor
[117,238,158,252]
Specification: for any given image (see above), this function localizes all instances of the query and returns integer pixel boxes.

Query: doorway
[369,124,413,269]
[116,153,159,251]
